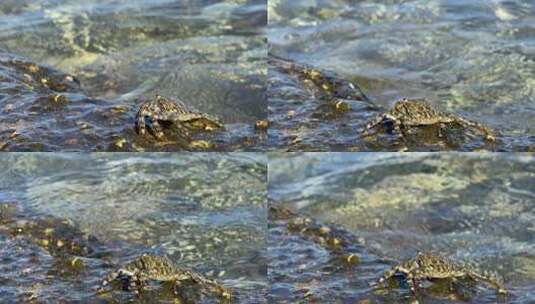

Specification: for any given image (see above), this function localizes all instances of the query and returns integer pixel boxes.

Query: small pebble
[70,257,85,269]
[190,140,212,149]
[114,138,127,149]
[254,119,269,130]
[51,94,67,104]
[319,226,331,235]
[345,254,360,266]
[335,100,349,111]
[28,64,39,73]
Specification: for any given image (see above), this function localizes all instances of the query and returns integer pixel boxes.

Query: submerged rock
[269,205,362,267]
[269,55,371,103]
[1,202,105,258]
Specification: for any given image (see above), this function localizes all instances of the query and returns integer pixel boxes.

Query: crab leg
[177,270,232,299]
[455,117,496,141]
[377,266,398,285]
[135,112,147,136]
[466,272,507,294]
[149,118,165,139]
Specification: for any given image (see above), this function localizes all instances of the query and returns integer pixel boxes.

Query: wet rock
[269,55,371,102]
[269,206,363,265]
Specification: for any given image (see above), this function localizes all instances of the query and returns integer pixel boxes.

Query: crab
[377,252,507,296]
[135,95,223,140]
[361,98,496,142]
[99,254,231,300]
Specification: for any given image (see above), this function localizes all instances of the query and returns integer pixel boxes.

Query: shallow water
[268,0,535,151]
[0,0,267,151]
[268,152,535,303]
[0,153,267,303]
